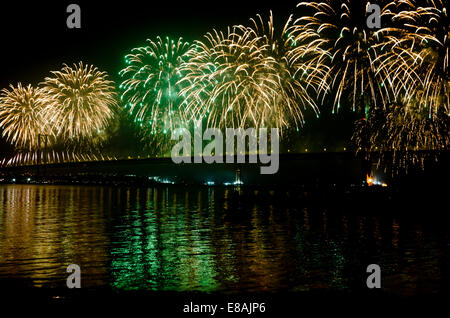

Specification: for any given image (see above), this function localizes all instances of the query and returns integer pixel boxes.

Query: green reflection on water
[110,188,220,291]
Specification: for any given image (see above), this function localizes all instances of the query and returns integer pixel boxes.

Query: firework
[118,36,193,155]
[392,0,449,114]
[42,62,118,143]
[0,83,53,150]
[290,0,416,113]
[180,13,322,131]
[119,36,192,134]
[245,12,324,127]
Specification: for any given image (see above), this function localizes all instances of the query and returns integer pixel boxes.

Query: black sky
[0,0,301,86]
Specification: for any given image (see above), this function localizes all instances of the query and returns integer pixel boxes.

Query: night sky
[0,0,358,154]
[0,1,301,86]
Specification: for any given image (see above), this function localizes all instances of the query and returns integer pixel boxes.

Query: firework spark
[0,150,117,167]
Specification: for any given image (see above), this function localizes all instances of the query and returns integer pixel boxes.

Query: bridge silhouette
[0,153,364,186]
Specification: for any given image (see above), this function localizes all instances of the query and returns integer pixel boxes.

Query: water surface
[0,184,448,295]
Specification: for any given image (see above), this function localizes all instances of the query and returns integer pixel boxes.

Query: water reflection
[0,184,448,295]
[0,185,110,288]
[110,187,221,291]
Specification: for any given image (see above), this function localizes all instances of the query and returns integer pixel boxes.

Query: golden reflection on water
[0,184,447,295]
[0,185,109,288]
